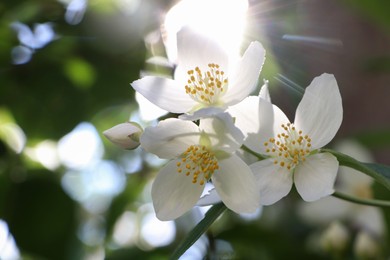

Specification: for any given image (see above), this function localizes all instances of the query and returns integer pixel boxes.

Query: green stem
[241,145,266,160]
[170,203,227,260]
[332,191,390,207]
[322,148,390,191]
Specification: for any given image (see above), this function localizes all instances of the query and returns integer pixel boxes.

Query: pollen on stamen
[184,62,228,105]
[263,123,313,171]
[177,145,219,186]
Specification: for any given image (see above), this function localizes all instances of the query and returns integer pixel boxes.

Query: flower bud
[354,231,381,260]
[103,122,143,150]
[320,221,350,253]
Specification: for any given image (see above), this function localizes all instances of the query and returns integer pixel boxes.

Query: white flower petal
[228,96,260,139]
[228,95,289,154]
[223,41,266,105]
[259,80,271,102]
[235,149,259,165]
[176,28,229,80]
[140,118,200,159]
[199,113,244,153]
[152,159,204,220]
[178,107,225,121]
[250,159,293,205]
[212,155,258,213]
[255,98,290,154]
[135,92,168,121]
[131,76,195,114]
[294,152,339,202]
[197,188,222,206]
[294,73,343,149]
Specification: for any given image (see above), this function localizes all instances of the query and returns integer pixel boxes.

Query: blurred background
[0,0,389,259]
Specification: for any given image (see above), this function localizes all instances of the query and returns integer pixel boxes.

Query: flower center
[264,123,312,170]
[176,145,219,185]
[185,63,228,105]
[354,184,373,199]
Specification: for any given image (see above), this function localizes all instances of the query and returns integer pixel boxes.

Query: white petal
[103,122,142,149]
[223,41,266,105]
[294,73,343,149]
[258,99,291,155]
[131,76,195,113]
[152,159,204,220]
[178,107,225,121]
[199,113,244,153]
[197,188,222,206]
[11,22,35,48]
[259,80,271,102]
[227,96,260,139]
[175,28,229,85]
[250,159,293,205]
[228,95,289,154]
[135,92,168,121]
[140,118,200,159]
[294,152,339,202]
[34,23,55,48]
[212,155,259,213]
[235,149,260,165]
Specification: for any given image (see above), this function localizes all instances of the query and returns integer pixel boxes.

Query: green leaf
[170,203,227,260]
[364,162,390,180]
[323,149,390,191]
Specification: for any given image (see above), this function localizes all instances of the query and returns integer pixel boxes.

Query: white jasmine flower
[354,231,381,259]
[103,122,143,150]
[320,221,350,253]
[132,28,265,119]
[140,114,258,220]
[196,81,271,207]
[298,140,385,236]
[230,73,343,204]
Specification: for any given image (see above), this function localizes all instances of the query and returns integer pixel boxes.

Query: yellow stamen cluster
[177,145,219,185]
[185,63,228,105]
[264,123,312,171]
